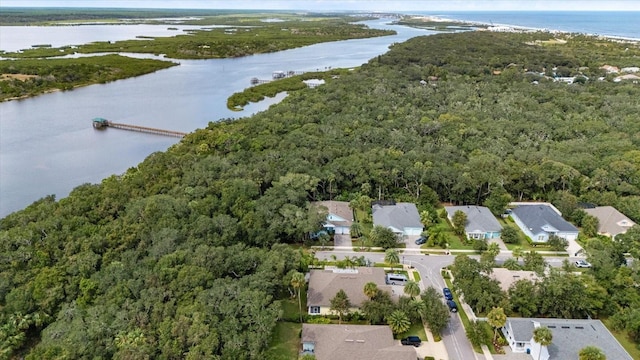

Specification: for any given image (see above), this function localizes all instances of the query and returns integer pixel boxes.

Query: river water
[0,19,433,217]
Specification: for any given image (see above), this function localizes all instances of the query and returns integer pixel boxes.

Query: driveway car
[415,236,427,245]
[443,287,453,300]
[400,336,422,347]
[447,300,458,312]
[575,259,592,268]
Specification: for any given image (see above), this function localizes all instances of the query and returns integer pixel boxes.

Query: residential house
[621,66,640,73]
[307,267,392,315]
[490,268,540,292]
[372,202,423,236]
[301,324,416,360]
[583,206,636,238]
[502,318,633,360]
[509,203,579,242]
[600,64,620,73]
[614,74,640,82]
[445,205,502,240]
[313,200,354,235]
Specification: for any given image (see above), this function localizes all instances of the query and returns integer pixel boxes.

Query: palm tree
[486,307,507,342]
[385,249,400,270]
[512,246,524,261]
[363,282,378,300]
[404,280,420,299]
[350,222,363,238]
[579,345,606,360]
[386,310,411,335]
[291,271,306,323]
[533,326,553,360]
[487,242,500,257]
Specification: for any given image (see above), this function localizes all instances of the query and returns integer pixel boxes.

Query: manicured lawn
[397,321,428,341]
[602,318,640,360]
[280,289,307,322]
[446,234,475,250]
[264,321,302,360]
[412,270,421,281]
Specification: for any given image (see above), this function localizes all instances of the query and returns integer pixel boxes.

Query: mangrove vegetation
[1,30,640,358]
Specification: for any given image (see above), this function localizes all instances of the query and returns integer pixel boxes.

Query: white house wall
[334,226,350,235]
[511,214,540,241]
[404,227,423,236]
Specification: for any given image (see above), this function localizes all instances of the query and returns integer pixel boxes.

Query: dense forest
[1,30,640,358]
[0,55,177,101]
[1,17,394,59]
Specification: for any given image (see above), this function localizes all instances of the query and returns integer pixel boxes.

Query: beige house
[307,267,391,315]
[313,200,354,235]
[301,324,416,360]
[583,206,636,238]
[490,268,540,292]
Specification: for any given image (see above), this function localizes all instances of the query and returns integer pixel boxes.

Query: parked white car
[575,259,592,268]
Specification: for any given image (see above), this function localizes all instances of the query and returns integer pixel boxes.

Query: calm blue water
[409,11,639,39]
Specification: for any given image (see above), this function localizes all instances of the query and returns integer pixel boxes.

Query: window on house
[537,235,545,241]
[309,306,320,314]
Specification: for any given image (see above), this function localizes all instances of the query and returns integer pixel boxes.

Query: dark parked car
[415,236,427,245]
[443,287,453,300]
[401,336,422,347]
[447,300,458,312]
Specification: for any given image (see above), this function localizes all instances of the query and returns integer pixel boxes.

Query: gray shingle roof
[372,202,422,231]
[302,324,416,360]
[445,205,502,233]
[506,318,633,360]
[512,204,578,234]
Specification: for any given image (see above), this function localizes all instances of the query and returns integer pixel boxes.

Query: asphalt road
[316,250,476,360]
[315,250,586,360]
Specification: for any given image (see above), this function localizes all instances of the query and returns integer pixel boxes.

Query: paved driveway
[333,234,352,248]
[404,234,422,250]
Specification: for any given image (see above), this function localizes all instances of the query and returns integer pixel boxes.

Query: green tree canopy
[330,289,351,324]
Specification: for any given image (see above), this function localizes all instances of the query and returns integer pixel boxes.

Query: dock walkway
[92,118,186,138]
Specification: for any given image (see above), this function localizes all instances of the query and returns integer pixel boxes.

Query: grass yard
[602,318,640,360]
[397,321,428,341]
[412,270,421,281]
[280,289,307,323]
[264,321,302,360]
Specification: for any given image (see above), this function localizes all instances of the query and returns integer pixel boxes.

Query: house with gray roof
[313,200,354,235]
[445,205,502,240]
[510,203,578,242]
[502,318,632,360]
[372,202,423,236]
[306,267,392,315]
[301,324,416,360]
[583,206,636,238]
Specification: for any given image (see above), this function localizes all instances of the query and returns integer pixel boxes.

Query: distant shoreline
[403,14,640,44]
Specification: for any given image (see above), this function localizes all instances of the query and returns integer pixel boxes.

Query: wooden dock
[92,118,186,138]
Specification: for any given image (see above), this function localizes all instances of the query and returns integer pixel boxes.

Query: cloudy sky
[2,0,640,11]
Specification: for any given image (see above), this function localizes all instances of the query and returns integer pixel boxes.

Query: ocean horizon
[406,11,639,40]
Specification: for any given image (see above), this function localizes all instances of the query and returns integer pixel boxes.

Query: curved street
[315,249,585,360]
